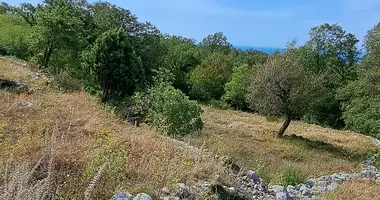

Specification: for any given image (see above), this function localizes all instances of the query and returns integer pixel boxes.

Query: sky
[8,0,380,47]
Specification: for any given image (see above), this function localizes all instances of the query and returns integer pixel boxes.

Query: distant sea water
[235,46,285,54]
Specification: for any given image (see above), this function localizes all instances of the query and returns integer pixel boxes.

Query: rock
[305,179,315,187]
[228,187,236,193]
[248,170,260,183]
[133,193,152,200]
[176,183,190,198]
[270,185,285,193]
[110,192,134,200]
[300,185,312,197]
[161,187,171,195]
[294,184,303,191]
[327,182,340,191]
[20,102,34,109]
[276,192,290,200]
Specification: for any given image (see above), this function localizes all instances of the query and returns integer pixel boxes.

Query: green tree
[248,50,322,137]
[86,28,143,101]
[338,23,380,138]
[17,3,37,26]
[162,35,201,94]
[222,64,257,110]
[33,0,84,71]
[189,51,235,101]
[199,32,232,54]
[299,23,360,128]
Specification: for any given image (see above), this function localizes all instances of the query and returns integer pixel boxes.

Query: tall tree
[85,28,143,101]
[249,50,322,137]
[299,23,360,128]
[338,23,380,138]
[199,32,232,54]
[34,0,84,70]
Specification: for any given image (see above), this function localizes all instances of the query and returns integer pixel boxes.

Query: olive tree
[248,50,321,137]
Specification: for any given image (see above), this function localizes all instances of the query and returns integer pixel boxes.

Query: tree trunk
[278,116,292,137]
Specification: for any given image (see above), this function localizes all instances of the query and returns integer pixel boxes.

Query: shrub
[222,64,257,110]
[281,166,305,186]
[145,84,203,137]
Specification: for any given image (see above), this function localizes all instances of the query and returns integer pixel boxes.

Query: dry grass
[0,58,221,199]
[321,180,380,200]
[185,106,379,184]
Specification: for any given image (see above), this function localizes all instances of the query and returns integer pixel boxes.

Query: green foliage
[0,14,34,59]
[281,166,306,186]
[299,23,360,128]
[162,36,201,94]
[248,49,323,136]
[32,0,84,71]
[222,64,257,110]
[85,27,143,101]
[189,52,235,101]
[145,84,204,137]
[338,67,380,138]
[199,32,232,54]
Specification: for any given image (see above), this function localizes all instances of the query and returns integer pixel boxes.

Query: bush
[144,84,203,137]
[281,166,305,186]
[222,64,257,110]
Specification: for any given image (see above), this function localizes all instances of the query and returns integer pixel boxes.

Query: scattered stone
[20,101,34,109]
[248,170,261,184]
[327,182,339,191]
[133,193,152,200]
[110,192,134,200]
[300,185,312,197]
[161,187,171,196]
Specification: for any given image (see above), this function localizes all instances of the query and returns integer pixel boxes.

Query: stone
[327,182,340,191]
[305,179,315,187]
[228,187,236,193]
[276,192,289,200]
[20,102,34,109]
[161,187,171,195]
[133,193,152,200]
[270,185,285,193]
[248,170,260,183]
[110,192,133,200]
[300,185,312,197]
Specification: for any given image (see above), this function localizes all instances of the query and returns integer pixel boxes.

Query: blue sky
[8,0,380,47]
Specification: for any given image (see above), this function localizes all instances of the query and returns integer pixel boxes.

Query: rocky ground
[109,141,380,200]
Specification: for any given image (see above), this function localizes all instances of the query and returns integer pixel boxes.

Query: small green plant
[281,166,306,186]
[374,152,380,170]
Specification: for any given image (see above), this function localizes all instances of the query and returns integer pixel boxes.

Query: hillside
[1,57,380,200]
[0,58,224,199]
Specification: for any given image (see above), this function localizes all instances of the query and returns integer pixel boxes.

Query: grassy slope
[186,106,379,185]
[321,180,380,200]
[0,58,220,199]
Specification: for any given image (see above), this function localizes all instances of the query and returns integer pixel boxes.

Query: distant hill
[235,46,285,54]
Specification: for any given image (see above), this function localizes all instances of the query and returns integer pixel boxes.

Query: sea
[235,46,285,54]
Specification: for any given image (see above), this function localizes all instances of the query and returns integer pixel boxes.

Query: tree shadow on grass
[283,134,364,162]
